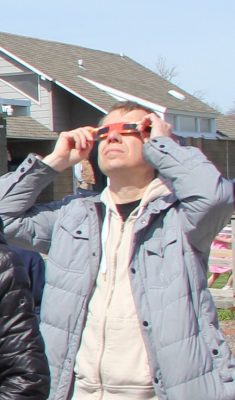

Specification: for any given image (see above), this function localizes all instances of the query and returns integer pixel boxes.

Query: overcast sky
[1,0,234,113]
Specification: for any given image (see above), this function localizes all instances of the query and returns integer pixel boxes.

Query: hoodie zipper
[97,220,125,399]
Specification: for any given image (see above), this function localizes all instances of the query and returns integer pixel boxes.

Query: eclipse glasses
[91,122,151,141]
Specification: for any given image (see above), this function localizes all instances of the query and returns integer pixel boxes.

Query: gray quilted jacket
[0,136,234,400]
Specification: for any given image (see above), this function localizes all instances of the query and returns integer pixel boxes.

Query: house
[0,31,234,201]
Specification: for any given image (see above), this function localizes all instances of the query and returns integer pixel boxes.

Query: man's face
[98,108,154,178]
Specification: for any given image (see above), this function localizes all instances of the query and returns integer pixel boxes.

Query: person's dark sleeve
[0,245,50,400]
[23,251,46,308]
[27,252,45,319]
[8,247,46,321]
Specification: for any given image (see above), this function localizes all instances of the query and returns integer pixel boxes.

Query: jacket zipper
[97,221,125,400]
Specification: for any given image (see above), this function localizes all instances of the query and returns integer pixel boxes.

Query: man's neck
[108,186,146,204]
[108,175,154,204]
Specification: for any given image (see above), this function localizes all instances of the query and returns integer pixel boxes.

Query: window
[0,72,39,101]
[166,114,176,129]
[200,118,210,132]
[179,116,196,132]
[165,112,215,137]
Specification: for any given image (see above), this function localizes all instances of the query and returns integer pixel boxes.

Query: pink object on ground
[209,235,232,274]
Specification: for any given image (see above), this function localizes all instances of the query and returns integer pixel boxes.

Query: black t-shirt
[116,199,141,221]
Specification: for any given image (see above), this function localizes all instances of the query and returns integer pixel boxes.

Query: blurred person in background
[0,217,50,399]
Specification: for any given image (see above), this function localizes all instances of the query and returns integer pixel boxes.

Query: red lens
[93,122,139,141]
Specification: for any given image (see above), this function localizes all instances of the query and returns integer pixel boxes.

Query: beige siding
[0,79,28,100]
[30,79,52,130]
[0,52,29,101]
[0,53,25,74]
[0,77,53,130]
[0,56,53,130]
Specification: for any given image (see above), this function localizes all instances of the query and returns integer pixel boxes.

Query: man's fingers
[63,128,94,152]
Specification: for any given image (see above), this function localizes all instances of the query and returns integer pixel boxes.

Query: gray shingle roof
[6,116,58,139]
[0,31,218,115]
[216,114,235,140]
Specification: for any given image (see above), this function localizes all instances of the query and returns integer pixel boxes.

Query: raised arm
[42,126,94,171]
[0,126,95,251]
[141,113,234,252]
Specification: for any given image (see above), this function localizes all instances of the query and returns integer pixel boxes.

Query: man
[0,101,234,400]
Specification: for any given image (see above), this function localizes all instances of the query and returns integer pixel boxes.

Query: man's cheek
[97,154,105,172]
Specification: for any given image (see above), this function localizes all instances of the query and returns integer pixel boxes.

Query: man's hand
[42,127,94,172]
[137,113,173,142]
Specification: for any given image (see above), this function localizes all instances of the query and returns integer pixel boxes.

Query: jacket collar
[86,177,177,215]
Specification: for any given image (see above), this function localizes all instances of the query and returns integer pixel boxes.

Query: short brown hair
[108,100,153,114]
[99,100,153,126]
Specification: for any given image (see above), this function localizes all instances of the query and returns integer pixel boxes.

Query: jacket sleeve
[8,247,46,318]
[0,244,50,400]
[143,137,234,252]
[0,154,61,254]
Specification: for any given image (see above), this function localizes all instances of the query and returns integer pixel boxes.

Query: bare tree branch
[226,102,235,116]
[192,90,206,101]
[155,56,178,82]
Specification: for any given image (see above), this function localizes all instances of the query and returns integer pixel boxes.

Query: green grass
[208,272,231,288]
[217,308,235,320]
[208,272,234,320]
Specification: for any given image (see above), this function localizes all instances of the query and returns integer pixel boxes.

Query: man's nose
[106,130,122,143]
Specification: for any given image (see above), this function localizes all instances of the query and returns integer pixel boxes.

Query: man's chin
[100,160,125,172]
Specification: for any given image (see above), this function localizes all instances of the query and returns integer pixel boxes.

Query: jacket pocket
[49,214,90,273]
[143,229,180,288]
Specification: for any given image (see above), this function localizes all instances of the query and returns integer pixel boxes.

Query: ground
[220,320,235,355]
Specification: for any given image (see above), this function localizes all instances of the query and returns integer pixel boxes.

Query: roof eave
[55,80,108,114]
[0,46,53,81]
